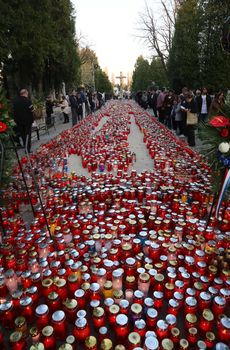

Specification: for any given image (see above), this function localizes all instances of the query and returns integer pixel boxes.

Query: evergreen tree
[167,0,202,92]
[199,0,230,92]
[150,58,169,88]
[95,69,113,94]
[131,56,151,92]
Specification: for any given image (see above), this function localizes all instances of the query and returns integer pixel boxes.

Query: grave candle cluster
[0,101,229,350]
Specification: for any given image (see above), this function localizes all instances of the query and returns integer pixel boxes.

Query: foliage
[198,93,230,191]
[198,0,230,92]
[0,0,81,95]
[150,58,169,89]
[79,47,99,89]
[131,56,151,92]
[167,0,202,92]
[0,87,16,185]
[95,69,113,94]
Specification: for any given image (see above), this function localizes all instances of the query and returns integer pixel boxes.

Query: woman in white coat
[60,96,69,124]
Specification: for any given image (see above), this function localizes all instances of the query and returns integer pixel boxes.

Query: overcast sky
[72,0,161,79]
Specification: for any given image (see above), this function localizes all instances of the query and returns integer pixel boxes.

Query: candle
[51,310,67,340]
[92,307,106,329]
[144,336,159,350]
[85,336,97,350]
[5,269,18,293]
[115,314,129,339]
[138,273,150,297]
[73,318,90,342]
[127,332,141,350]
[35,304,50,330]
[112,269,123,291]
[41,325,56,349]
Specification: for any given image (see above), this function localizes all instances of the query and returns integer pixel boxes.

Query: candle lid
[99,326,108,335]
[171,327,180,336]
[157,320,168,330]
[63,299,78,310]
[200,292,211,301]
[10,331,22,343]
[30,343,45,350]
[155,273,164,282]
[15,316,26,328]
[68,274,78,282]
[144,298,154,307]
[30,326,39,337]
[74,289,85,298]
[179,339,189,348]
[215,343,229,350]
[166,314,176,325]
[109,304,120,314]
[214,296,226,306]
[93,307,104,317]
[144,336,159,350]
[221,317,230,329]
[126,275,135,283]
[188,327,197,335]
[104,298,114,307]
[185,313,197,323]
[101,339,113,350]
[113,290,123,298]
[128,332,141,345]
[52,310,65,322]
[202,309,214,321]
[42,326,54,337]
[112,269,122,278]
[134,290,144,299]
[66,335,75,344]
[55,278,66,288]
[139,272,150,282]
[116,314,128,326]
[36,304,48,315]
[103,281,112,290]
[131,303,142,314]
[126,257,136,266]
[197,340,207,349]
[90,282,100,292]
[115,346,125,350]
[119,299,129,309]
[77,309,87,318]
[75,317,87,328]
[81,282,90,291]
[48,291,59,300]
[185,297,197,307]
[162,338,174,350]
[206,332,215,341]
[147,308,158,318]
[58,344,73,350]
[85,336,97,347]
[135,319,146,329]
[153,291,163,299]
[20,296,32,307]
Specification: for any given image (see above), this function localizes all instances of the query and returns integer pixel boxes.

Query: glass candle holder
[35,304,50,330]
[9,331,26,350]
[85,336,97,350]
[144,336,159,350]
[41,325,56,350]
[199,309,214,334]
[92,307,106,329]
[115,314,129,339]
[51,310,67,340]
[127,332,141,350]
[73,318,90,342]
[14,316,27,338]
[138,273,150,297]
[112,269,123,291]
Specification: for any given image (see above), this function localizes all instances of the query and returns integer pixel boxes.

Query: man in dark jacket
[69,90,78,126]
[195,87,212,122]
[13,89,34,153]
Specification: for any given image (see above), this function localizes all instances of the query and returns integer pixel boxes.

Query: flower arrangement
[199,92,230,189]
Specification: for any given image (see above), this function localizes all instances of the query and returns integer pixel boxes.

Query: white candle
[125,289,134,303]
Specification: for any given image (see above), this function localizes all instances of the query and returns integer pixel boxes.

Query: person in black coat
[13,89,34,153]
[69,90,78,126]
[45,95,54,126]
[181,92,198,147]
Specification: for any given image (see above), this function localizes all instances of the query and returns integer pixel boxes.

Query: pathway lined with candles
[0,101,229,350]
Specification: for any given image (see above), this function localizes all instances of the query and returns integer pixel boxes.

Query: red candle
[185,313,197,330]
[62,299,78,322]
[108,304,120,325]
[199,292,211,310]
[42,326,56,350]
[115,314,129,339]
[98,326,109,342]
[146,308,158,329]
[184,297,197,314]
[92,307,106,329]
[217,316,230,343]
[47,292,61,313]
[9,331,26,350]
[42,278,53,298]
[199,309,214,334]
[205,331,215,349]
[187,327,198,345]
[156,319,168,339]
[212,296,226,316]
[127,332,141,350]
[85,336,97,350]
[20,296,33,321]
[167,298,180,316]
[73,317,90,342]
[74,289,85,309]
[51,310,67,340]
[133,319,146,339]
[0,301,15,328]
[35,304,50,330]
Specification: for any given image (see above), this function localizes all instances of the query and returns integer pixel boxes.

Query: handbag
[187,111,198,125]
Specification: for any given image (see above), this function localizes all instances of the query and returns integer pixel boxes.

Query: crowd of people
[136,87,225,147]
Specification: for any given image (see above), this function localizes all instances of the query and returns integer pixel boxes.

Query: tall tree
[167,0,202,92]
[150,58,168,88]
[95,69,113,94]
[198,0,230,92]
[131,56,151,92]
[1,0,81,95]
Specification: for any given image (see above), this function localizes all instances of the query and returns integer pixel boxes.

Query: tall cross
[116,71,126,89]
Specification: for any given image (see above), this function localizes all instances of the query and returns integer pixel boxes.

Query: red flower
[210,115,230,128]
[220,128,229,137]
[0,121,7,133]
